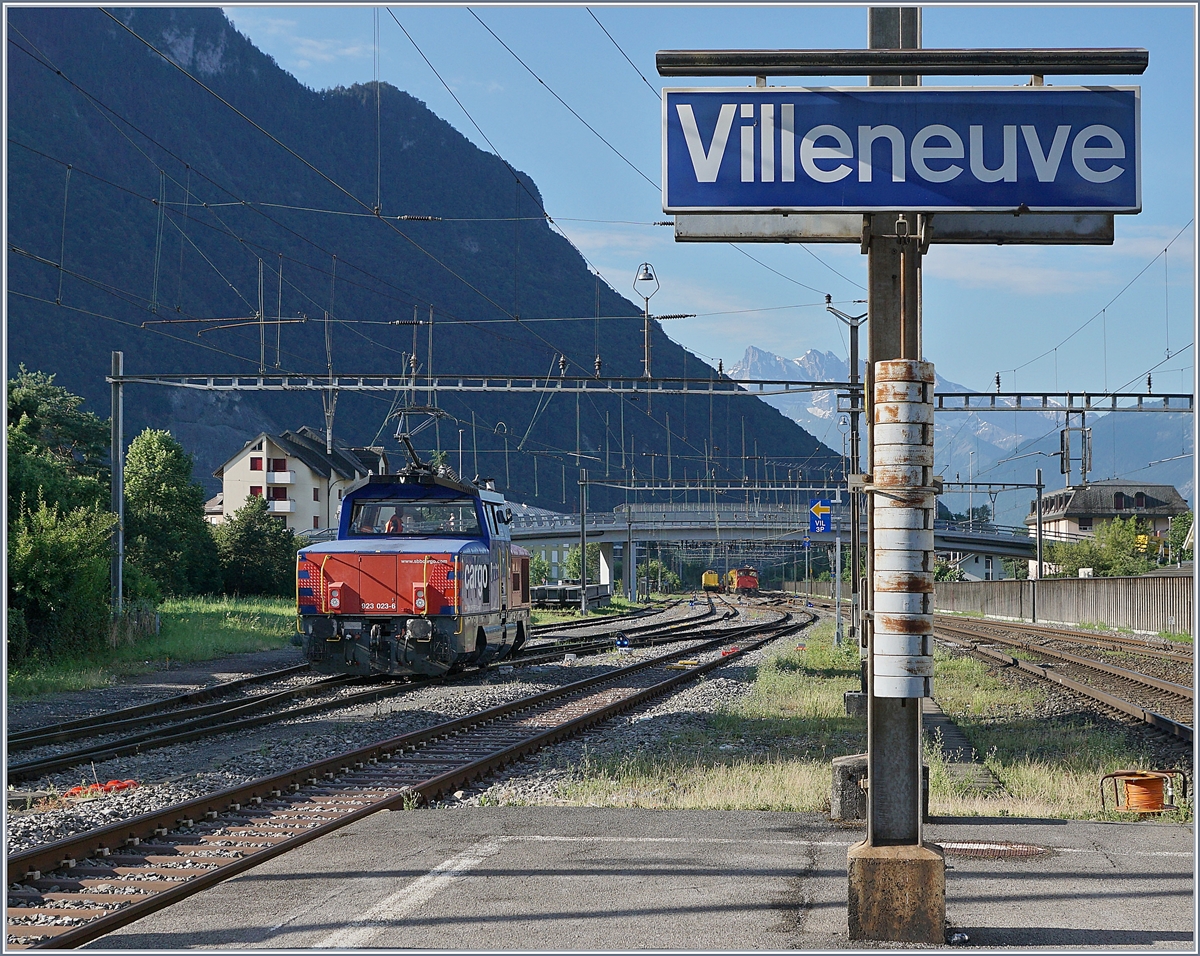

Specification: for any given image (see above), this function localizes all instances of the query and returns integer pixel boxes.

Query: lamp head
[633,262,660,299]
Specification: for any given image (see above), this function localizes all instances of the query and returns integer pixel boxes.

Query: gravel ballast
[7,601,789,855]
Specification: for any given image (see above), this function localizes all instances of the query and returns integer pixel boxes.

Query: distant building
[1026,479,1188,540]
[212,426,389,532]
[1024,478,1189,568]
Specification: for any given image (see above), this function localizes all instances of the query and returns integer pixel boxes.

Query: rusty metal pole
[848,6,945,945]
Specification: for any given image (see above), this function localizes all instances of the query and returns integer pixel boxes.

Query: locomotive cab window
[349,498,482,537]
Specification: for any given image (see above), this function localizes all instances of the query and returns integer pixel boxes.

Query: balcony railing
[266,470,295,484]
[267,498,295,513]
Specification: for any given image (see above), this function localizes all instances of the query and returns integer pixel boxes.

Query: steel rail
[935,621,1193,700]
[935,632,1192,743]
[10,604,729,782]
[7,612,809,949]
[7,664,312,747]
[953,617,1193,662]
[808,599,1192,662]
[530,601,669,634]
[5,677,378,783]
[7,673,343,753]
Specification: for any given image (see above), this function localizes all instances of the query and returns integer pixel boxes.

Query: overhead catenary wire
[100,8,523,324]
[15,14,838,489]
[467,7,659,192]
[586,7,660,102]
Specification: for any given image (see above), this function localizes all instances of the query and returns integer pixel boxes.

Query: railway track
[934,623,1193,742]
[6,664,313,748]
[6,610,810,949]
[937,616,1192,663]
[7,601,731,784]
[529,600,672,634]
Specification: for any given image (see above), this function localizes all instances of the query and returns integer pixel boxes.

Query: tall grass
[553,619,867,811]
[7,595,296,700]
[538,618,1189,822]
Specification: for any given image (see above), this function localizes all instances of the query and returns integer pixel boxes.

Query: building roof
[204,492,223,515]
[1025,478,1189,525]
[213,428,389,482]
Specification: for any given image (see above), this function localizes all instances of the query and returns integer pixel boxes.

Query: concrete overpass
[510,502,1036,598]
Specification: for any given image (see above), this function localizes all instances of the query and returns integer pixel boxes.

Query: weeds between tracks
[929,648,1193,822]
[487,617,1191,821]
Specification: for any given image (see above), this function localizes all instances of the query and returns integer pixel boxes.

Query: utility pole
[110,351,124,617]
[579,468,588,615]
[1034,467,1044,623]
[851,7,944,943]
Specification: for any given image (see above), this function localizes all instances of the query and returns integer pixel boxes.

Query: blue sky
[222,3,1196,396]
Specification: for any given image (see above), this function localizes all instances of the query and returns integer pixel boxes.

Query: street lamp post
[634,263,660,381]
[827,296,867,677]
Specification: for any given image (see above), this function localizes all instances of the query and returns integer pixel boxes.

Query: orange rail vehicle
[296,465,530,677]
[726,566,759,594]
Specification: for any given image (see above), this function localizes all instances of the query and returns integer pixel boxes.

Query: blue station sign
[809,499,832,534]
[663,87,1139,214]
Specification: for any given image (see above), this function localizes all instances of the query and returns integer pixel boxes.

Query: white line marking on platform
[313,838,502,948]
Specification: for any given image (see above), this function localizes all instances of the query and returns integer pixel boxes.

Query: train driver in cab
[385,509,403,534]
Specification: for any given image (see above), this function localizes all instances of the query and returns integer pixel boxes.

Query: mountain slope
[7,7,838,508]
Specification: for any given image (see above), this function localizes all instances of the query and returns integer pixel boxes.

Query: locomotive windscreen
[349,498,481,537]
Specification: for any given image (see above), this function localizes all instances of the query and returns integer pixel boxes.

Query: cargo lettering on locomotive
[295,461,530,678]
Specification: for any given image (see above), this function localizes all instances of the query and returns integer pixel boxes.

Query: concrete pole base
[847,840,945,944]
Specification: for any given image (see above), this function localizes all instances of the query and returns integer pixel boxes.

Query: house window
[1079,517,1093,531]
[250,457,263,471]
[268,487,288,501]
[252,440,263,450]
[271,458,287,473]
[313,488,320,502]
[1114,493,1125,510]
[250,486,263,497]
[1135,492,1146,508]
[313,516,320,529]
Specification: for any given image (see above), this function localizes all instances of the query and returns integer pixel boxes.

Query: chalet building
[212,426,389,532]
[1024,478,1189,552]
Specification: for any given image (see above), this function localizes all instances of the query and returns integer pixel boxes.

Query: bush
[215,496,300,596]
[8,496,115,662]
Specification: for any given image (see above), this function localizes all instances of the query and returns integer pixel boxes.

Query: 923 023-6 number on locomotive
[296,463,531,677]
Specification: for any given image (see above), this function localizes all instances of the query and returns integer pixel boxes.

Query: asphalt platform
[83,807,1193,951]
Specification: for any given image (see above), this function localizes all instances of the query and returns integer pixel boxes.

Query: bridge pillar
[598,541,615,587]
[623,540,637,601]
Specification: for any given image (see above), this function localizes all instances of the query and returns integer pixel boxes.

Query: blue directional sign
[663,87,1139,213]
[802,535,811,550]
[809,499,832,534]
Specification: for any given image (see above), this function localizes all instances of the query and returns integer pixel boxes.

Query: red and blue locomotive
[296,464,530,677]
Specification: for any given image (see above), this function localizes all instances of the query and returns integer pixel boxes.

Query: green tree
[564,543,602,582]
[638,558,681,593]
[1168,511,1193,563]
[1046,515,1153,577]
[528,552,550,586]
[215,496,300,596]
[123,429,219,595]
[7,366,109,519]
[8,497,115,662]
[934,560,966,582]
